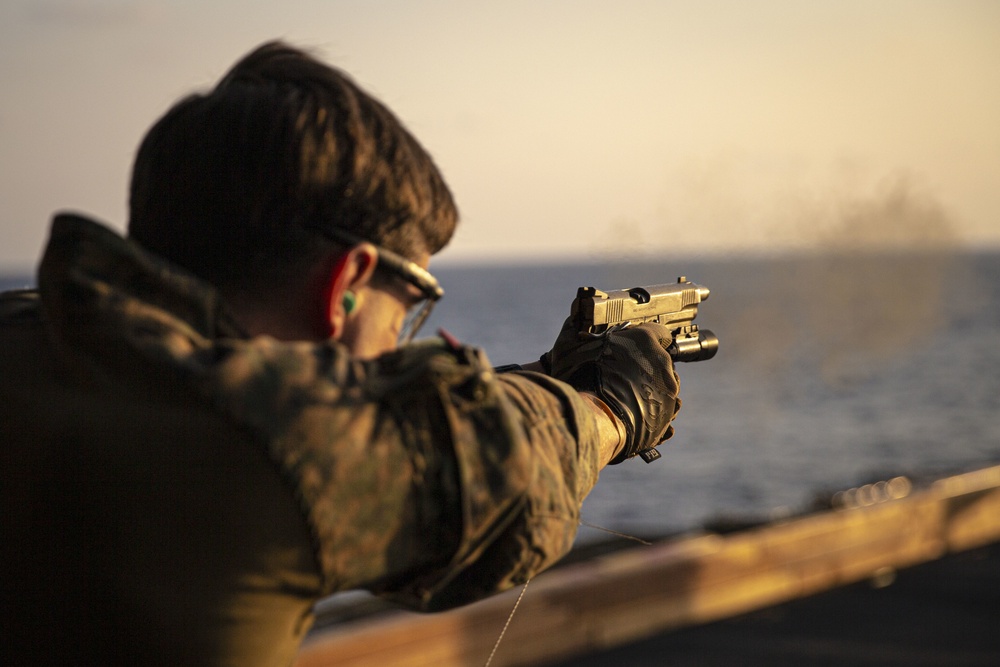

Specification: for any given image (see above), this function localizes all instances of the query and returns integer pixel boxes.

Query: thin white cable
[483,579,531,667]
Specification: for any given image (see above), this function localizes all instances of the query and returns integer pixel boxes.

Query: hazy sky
[2,0,998,269]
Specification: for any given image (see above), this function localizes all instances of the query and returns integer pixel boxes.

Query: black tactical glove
[542,318,681,464]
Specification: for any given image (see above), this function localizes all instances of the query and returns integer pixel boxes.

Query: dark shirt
[0,214,603,666]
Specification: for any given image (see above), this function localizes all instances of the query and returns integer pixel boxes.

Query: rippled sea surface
[422,250,1000,541]
[5,250,999,542]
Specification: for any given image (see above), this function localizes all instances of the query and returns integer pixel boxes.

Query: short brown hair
[128,41,457,291]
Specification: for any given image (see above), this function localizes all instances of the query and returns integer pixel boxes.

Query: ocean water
[421,250,1000,541]
[4,250,999,543]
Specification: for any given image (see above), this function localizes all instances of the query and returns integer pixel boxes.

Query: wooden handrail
[296,465,1000,667]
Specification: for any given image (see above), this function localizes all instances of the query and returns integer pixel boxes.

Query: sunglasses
[308,225,443,344]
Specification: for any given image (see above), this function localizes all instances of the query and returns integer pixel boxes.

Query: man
[0,42,681,665]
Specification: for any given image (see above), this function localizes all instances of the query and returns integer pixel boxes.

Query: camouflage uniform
[0,214,604,666]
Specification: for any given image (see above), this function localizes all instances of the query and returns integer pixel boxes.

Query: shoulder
[0,289,41,324]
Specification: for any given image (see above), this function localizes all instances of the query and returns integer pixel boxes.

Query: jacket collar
[38,213,247,343]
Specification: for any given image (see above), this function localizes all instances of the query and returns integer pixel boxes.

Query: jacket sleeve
[385,369,604,611]
[201,336,604,609]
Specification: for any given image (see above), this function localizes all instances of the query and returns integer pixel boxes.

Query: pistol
[572,276,719,362]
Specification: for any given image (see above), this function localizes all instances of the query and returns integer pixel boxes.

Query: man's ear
[325,243,378,339]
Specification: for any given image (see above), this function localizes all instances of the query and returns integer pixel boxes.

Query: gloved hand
[542,318,681,464]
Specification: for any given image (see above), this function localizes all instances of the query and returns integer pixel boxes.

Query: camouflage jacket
[0,214,603,666]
